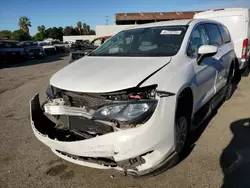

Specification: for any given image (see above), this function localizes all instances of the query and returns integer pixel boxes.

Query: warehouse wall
[95,25,132,36]
[63,25,132,42]
[63,35,97,42]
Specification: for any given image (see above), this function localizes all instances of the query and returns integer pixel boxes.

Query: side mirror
[197,45,218,65]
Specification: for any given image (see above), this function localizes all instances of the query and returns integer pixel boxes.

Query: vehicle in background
[38,42,57,55]
[194,8,250,73]
[31,19,236,176]
[63,41,72,49]
[51,41,67,53]
[69,36,112,62]
[0,40,25,64]
[19,41,46,59]
[71,40,93,50]
[91,35,112,48]
[69,49,93,63]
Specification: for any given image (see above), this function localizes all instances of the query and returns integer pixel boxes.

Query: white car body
[194,8,250,70]
[30,19,236,176]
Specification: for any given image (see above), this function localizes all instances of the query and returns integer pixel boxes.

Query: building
[115,11,200,25]
[63,10,200,42]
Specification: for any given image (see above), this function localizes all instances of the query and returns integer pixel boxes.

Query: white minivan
[30,19,236,176]
[194,8,250,71]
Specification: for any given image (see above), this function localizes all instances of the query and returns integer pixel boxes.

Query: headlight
[93,100,157,124]
[40,47,45,52]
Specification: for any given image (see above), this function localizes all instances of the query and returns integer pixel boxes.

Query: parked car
[0,40,25,64]
[38,42,57,55]
[63,41,72,49]
[30,19,236,176]
[194,8,250,73]
[71,40,93,50]
[69,49,93,62]
[19,41,46,59]
[69,36,112,62]
[51,41,67,53]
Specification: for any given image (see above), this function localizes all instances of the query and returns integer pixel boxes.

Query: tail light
[242,39,248,59]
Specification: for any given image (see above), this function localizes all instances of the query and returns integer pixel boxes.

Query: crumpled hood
[50,56,171,93]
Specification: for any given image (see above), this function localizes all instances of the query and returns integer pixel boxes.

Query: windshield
[91,25,187,57]
[21,42,38,47]
[0,41,21,48]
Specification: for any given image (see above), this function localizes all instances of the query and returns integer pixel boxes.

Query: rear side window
[218,25,231,43]
[204,24,223,46]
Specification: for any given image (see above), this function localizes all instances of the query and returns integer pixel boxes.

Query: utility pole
[105,16,109,25]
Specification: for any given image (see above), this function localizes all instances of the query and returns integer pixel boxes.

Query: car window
[91,26,188,57]
[218,25,231,44]
[204,24,223,47]
[187,25,208,58]
[0,42,20,48]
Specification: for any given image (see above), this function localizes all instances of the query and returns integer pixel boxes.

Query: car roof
[196,8,249,14]
[123,19,220,30]
[124,19,192,30]
[0,40,18,43]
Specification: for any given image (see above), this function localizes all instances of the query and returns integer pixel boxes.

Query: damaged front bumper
[30,93,177,175]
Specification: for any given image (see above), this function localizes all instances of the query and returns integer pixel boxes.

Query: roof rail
[214,8,225,11]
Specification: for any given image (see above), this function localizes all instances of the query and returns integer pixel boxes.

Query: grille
[29,48,40,53]
[44,48,55,53]
[62,91,111,108]
[56,150,117,167]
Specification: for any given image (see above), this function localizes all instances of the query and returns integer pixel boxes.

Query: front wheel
[176,116,189,154]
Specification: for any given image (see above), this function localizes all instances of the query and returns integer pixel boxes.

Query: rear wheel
[242,66,250,77]
[225,62,235,101]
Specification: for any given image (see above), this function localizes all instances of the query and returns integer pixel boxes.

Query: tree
[77,21,82,35]
[37,25,45,33]
[10,30,31,41]
[44,27,63,40]
[81,23,95,35]
[89,30,96,35]
[18,16,31,35]
[63,26,73,36]
[33,32,44,41]
[0,30,12,39]
[82,23,87,35]
[34,25,46,41]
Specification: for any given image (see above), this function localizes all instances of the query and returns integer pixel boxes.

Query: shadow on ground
[0,53,69,69]
[220,118,250,188]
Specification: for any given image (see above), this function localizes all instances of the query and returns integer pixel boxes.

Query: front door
[187,24,217,111]
[204,23,233,93]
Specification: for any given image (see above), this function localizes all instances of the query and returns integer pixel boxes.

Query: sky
[0,0,249,35]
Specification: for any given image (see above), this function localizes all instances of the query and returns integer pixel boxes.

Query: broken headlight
[46,85,54,99]
[93,100,157,124]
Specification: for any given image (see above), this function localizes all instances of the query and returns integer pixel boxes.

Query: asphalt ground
[0,55,250,188]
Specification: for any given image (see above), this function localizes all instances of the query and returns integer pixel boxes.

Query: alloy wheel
[176,116,188,154]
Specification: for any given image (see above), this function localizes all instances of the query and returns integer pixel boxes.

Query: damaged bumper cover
[30,93,177,175]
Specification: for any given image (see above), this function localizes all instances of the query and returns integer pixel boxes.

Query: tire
[242,66,250,77]
[175,114,189,155]
[225,62,235,101]
[134,113,189,178]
